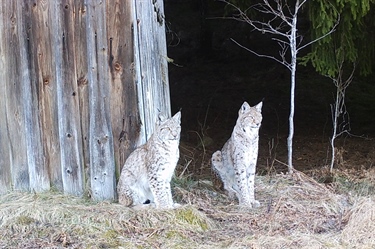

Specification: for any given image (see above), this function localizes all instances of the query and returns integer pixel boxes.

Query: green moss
[175,208,209,231]
[103,229,118,240]
[165,230,185,239]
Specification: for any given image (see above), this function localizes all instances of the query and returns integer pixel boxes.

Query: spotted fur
[211,101,262,207]
[117,111,181,209]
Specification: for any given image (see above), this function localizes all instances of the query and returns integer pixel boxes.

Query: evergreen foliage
[302,0,375,76]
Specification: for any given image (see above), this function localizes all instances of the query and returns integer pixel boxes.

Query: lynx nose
[172,131,179,139]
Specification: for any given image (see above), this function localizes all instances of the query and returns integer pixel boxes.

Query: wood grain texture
[0,2,11,194]
[2,1,30,191]
[106,0,142,179]
[86,0,116,201]
[134,0,171,140]
[28,0,62,191]
[52,0,84,196]
[0,0,171,200]
[19,1,50,192]
[73,0,90,192]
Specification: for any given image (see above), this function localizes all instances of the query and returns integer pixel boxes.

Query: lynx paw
[251,200,260,208]
[239,199,260,208]
[118,195,133,207]
[173,203,182,208]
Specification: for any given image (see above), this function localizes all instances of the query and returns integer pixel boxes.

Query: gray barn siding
[0,0,170,201]
[0,3,10,194]
[134,0,171,140]
[2,1,30,191]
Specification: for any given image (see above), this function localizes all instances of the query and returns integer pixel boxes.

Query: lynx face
[156,112,181,141]
[237,101,262,136]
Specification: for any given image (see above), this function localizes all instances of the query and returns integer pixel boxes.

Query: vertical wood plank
[52,0,84,196]
[18,1,50,192]
[2,1,30,191]
[131,0,146,146]
[0,2,12,194]
[134,0,171,140]
[73,0,90,192]
[106,0,142,177]
[17,1,50,192]
[86,0,116,201]
[153,0,171,114]
[28,0,62,191]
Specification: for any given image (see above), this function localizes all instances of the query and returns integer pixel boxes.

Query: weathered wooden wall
[0,0,170,201]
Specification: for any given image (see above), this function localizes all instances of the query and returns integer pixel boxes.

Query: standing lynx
[211,101,262,207]
[117,111,181,209]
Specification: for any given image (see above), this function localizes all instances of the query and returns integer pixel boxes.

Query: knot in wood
[114,62,122,72]
[77,77,87,86]
[43,77,50,86]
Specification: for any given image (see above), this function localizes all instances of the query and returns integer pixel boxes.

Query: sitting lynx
[211,101,262,207]
[117,111,181,209]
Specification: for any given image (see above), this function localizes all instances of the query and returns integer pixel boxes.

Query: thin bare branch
[272,37,289,46]
[230,38,292,70]
[296,0,308,12]
[298,16,340,51]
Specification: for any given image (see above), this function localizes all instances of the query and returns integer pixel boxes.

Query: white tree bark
[329,62,355,172]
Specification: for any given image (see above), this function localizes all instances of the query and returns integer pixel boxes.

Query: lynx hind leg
[118,180,152,207]
[117,179,134,206]
[211,150,224,189]
[118,191,133,206]
[211,151,237,200]
[211,150,224,175]
[117,170,148,207]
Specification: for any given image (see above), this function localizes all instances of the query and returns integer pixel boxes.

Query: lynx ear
[239,101,251,115]
[157,112,167,125]
[254,101,263,112]
[172,111,181,124]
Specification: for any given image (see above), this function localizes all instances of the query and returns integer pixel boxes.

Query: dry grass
[1,169,375,248]
[341,196,375,247]
[0,192,212,248]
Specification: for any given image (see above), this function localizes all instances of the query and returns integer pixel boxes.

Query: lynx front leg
[234,164,252,206]
[150,179,174,209]
[247,163,260,208]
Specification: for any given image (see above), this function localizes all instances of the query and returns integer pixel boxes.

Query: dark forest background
[164,0,375,174]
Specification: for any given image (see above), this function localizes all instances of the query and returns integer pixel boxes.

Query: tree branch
[297,15,340,51]
[230,38,291,70]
